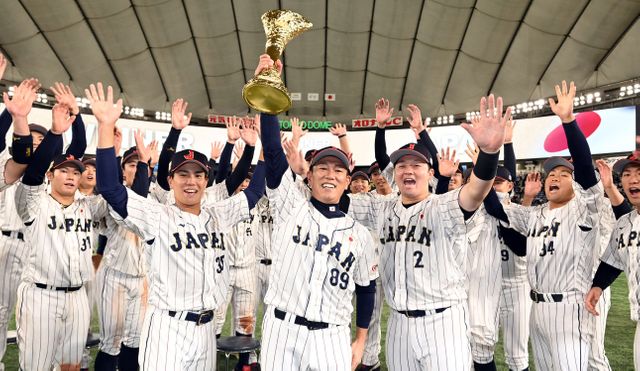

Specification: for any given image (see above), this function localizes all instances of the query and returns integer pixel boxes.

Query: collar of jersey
[310,197,344,219]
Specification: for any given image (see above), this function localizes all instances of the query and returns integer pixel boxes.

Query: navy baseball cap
[368,161,380,175]
[121,146,139,166]
[351,170,370,182]
[29,123,47,136]
[543,157,574,173]
[304,149,317,162]
[613,151,640,175]
[463,167,473,182]
[496,166,513,182]
[50,154,85,172]
[82,157,96,167]
[390,142,431,166]
[169,149,209,174]
[309,146,350,169]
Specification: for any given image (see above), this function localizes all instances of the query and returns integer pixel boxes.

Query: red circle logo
[543,112,601,152]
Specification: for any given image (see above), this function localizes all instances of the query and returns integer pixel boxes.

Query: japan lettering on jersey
[600,210,640,321]
[348,188,474,311]
[110,188,249,311]
[503,181,606,294]
[15,183,109,287]
[264,171,377,326]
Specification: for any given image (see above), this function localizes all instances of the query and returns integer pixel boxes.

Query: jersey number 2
[413,251,425,268]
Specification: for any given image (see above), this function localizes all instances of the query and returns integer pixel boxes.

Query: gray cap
[613,152,640,175]
[543,157,574,173]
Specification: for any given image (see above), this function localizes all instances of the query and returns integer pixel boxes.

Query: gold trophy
[242,10,312,114]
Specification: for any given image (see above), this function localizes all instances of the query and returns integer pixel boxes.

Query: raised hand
[438,147,460,177]
[171,98,192,130]
[521,172,542,206]
[50,103,76,135]
[504,118,515,144]
[51,82,80,115]
[329,123,347,137]
[291,117,307,146]
[548,80,576,123]
[149,140,159,166]
[226,116,241,143]
[84,82,122,126]
[405,104,425,133]
[133,129,151,163]
[0,54,7,82]
[3,78,40,119]
[283,138,308,176]
[461,95,511,154]
[375,98,394,128]
[210,141,224,160]
[254,54,283,76]
[595,159,614,189]
[465,142,479,165]
[240,121,259,146]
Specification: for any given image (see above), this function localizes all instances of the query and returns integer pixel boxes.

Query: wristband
[338,134,346,138]
[11,134,34,164]
[472,150,499,181]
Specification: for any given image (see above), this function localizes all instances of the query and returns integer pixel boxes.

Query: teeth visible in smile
[322,183,336,189]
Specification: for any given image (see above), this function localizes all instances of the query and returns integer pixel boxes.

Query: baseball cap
[50,154,85,172]
[309,146,350,169]
[463,167,473,183]
[29,123,47,136]
[82,157,96,167]
[351,170,370,182]
[368,161,380,175]
[543,157,574,173]
[304,149,317,162]
[613,151,640,175]
[390,143,431,166]
[121,146,139,166]
[496,166,513,182]
[169,149,209,175]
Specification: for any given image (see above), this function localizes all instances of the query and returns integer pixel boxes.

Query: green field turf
[2,275,635,370]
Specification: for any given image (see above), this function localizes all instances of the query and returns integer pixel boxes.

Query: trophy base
[242,74,292,115]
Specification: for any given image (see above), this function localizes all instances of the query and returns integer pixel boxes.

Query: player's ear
[46,170,53,181]
[167,175,173,188]
[428,167,434,177]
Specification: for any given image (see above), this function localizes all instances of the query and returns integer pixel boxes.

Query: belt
[397,307,450,318]
[259,259,272,265]
[530,290,563,303]
[2,231,23,241]
[168,310,214,326]
[274,308,329,330]
[35,283,82,292]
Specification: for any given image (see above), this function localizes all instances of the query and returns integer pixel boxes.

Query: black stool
[216,336,261,370]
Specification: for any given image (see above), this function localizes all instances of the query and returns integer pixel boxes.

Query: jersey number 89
[329,268,349,289]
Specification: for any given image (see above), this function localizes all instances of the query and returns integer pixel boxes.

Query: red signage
[351,116,403,129]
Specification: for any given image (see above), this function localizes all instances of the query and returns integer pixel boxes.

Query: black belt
[259,259,272,265]
[35,283,82,292]
[274,308,329,330]
[530,290,563,303]
[2,231,23,241]
[397,307,449,318]
[168,310,214,326]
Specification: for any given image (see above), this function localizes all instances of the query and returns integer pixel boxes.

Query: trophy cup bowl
[242,10,312,114]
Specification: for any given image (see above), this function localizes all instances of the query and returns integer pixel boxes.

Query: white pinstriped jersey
[595,197,616,275]
[15,183,109,286]
[348,188,474,311]
[252,196,273,260]
[0,185,24,231]
[0,148,12,192]
[226,217,255,268]
[496,192,527,285]
[110,188,250,311]
[101,214,146,276]
[503,181,606,295]
[264,171,378,326]
[600,209,640,321]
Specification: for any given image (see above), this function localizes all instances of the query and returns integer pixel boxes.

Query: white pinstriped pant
[96,265,148,355]
[260,306,351,371]
[139,306,217,371]
[498,281,531,370]
[386,303,471,370]
[530,298,595,371]
[214,265,256,335]
[0,235,25,370]
[588,287,611,371]
[634,321,640,370]
[16,281,90,370]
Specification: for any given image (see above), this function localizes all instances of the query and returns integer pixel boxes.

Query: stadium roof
[0,0,638,122]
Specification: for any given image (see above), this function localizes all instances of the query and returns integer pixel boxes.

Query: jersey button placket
[393,213,408,308]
